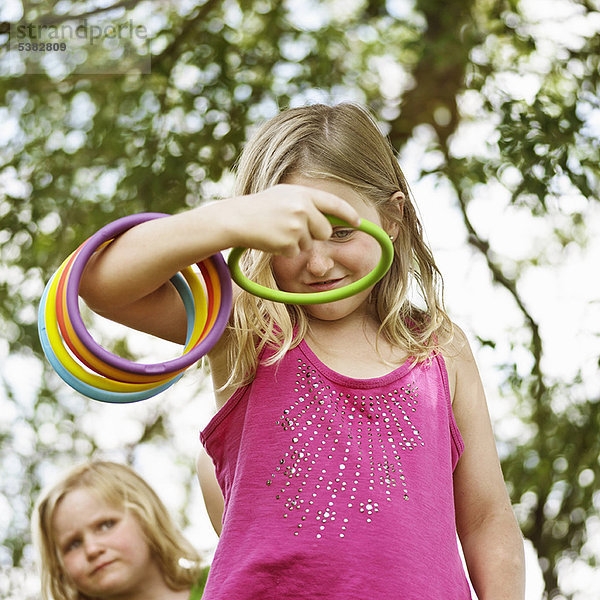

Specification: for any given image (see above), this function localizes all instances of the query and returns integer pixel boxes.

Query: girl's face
[272,175,392,323]
[52,487,162,599]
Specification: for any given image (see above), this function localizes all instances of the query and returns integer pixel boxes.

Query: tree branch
[388,0,477,149]
[386,0,546,402]
[446,156,546,401]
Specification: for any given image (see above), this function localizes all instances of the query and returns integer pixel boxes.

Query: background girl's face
[52,487,160,598]
[272,175,388,323]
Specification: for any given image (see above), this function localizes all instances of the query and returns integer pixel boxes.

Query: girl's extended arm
[448,328,526,600]
[79,185,361,344]
[80,202,236,344]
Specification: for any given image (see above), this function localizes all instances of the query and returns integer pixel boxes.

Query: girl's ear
[386,191,405,241]
[391,191,405,214]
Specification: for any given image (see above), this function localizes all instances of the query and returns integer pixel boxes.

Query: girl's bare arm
[447,328,526,600]
[80,203,237,344]
[79,186,361,344]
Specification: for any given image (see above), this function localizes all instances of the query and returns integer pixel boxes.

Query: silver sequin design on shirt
[267,359,425,538]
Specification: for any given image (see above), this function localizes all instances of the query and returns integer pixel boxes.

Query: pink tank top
[200,339,471,599]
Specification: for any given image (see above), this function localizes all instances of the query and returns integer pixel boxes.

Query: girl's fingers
[243,184,361,254]
[311,191,361,228]
[306,209,333,242]
[297,233,314,253]
[304,192,359,241]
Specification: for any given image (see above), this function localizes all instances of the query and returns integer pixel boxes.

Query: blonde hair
[225,102,452,388]
[32,461,202,600]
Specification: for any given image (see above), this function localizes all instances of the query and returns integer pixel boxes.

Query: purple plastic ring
[65,213,232,375]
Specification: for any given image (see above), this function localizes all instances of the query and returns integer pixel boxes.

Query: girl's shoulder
[439,323,478,404]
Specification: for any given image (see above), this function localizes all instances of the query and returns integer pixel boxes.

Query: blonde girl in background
[79,103,525,599]
[33,461,209,600]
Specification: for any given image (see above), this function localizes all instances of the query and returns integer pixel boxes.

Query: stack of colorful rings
[37,213,232,404]
[39,211,393,404]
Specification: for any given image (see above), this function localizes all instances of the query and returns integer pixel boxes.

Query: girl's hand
[225,184,361,257]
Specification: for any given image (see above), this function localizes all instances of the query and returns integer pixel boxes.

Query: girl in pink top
[81,103,525,599]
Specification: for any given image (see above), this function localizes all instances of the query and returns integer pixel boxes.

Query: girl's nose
[83,536,104,559]
[305,242,334,277]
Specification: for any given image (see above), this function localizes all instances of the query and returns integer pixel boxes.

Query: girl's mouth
[307,278,345,291]
[91,560,115,575]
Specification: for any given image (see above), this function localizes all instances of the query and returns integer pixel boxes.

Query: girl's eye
[99,519,116,531]
[331,228,353,240]
[64,538,81,553]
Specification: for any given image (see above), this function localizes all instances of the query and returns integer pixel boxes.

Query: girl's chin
[305,301,359,321]
[304,289,375,323]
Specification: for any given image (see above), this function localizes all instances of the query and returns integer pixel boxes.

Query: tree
[1,0,598,597]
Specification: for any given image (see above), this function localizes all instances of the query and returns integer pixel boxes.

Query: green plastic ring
[227,216,394,304]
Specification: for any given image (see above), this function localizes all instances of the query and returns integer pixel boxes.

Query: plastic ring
[227,216,394,304]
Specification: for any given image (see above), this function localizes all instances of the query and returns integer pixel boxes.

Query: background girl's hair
[32,460,202,600]
[225,102,453,389]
